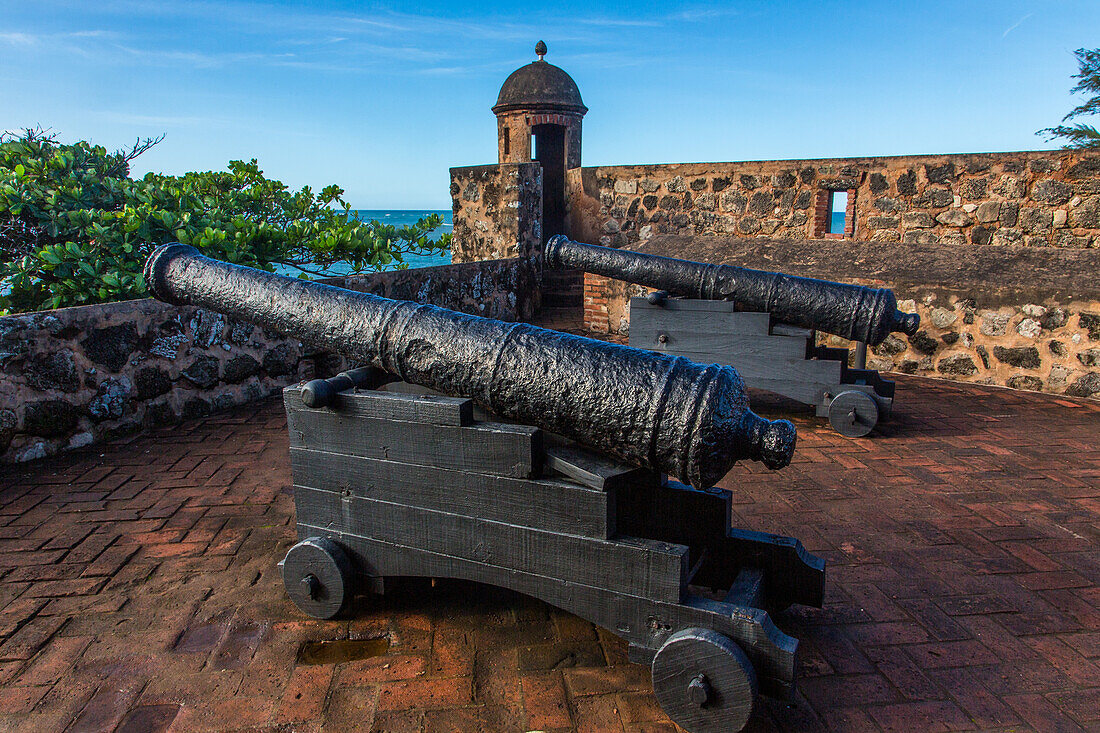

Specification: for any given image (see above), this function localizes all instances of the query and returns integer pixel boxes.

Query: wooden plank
[290,447,613,538]
[285,385,473,427]
[669,348,842,386]
[543,439,661,492]
[616,480,825,611]
[631,297,752,316]
[724,567,765,609]
[285,407,541,478]
[295,527,797,698]
[631,300,773,336]
[770,323,814,339]
[294,487,688,603]
[631,330,810,362]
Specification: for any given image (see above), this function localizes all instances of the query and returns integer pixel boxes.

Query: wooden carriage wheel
[651,627,758,733]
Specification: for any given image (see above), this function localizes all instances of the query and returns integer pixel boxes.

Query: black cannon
[145,245,825,733]
[545,235,919,346]
[546,236,918,436]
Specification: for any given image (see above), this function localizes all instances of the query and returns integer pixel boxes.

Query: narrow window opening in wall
[503,128,509,156]
[828,191,848,235]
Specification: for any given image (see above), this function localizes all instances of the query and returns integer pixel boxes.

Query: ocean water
[830,211,846,234]
[354,210,452,270]
[276,209,451,278]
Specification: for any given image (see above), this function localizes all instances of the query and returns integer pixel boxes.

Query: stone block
[181,355,220,389]
[134,367,172,400]
[24,350,79,393]
[896,169,917,195]
[937,354,977,375]
[613,180,637,195]
[1030,179,1072,205]
[924,161,956,184]
[930,307,957,329]
[81,323,138,373]
[909,331,939,355]
[1068,195,1099,228]
[917,188,953,209]
[1018,207,1051,233]
[980,312,1010,336]
[1006,375,1043,391]
[993,346,1041,369]
[960,178,988,199]
[975,201,1000,223]
[1079,312,1100,340]
[902,212,934,229]
[749,192,772,216]
[23,400,81,437]
[1016,319,1042,339]
[935,209,972,227]
[991,228,1023,246]
[1065,372,1100,397]
[1041,308,1069,330]
[88,378,132,422]
[902,231,939,244]
[992,175,1026,199]
[223,354,262,384]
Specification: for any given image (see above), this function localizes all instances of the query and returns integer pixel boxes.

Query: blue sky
[2,1,1097,208]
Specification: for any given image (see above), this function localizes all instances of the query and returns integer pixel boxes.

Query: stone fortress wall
[552,150,1100,399]
[450,162,543,262]
[0,258,538,463]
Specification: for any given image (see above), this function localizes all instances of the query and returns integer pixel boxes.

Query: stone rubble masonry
[449,162,543,263]
[0,258,538,463]
[564,151,1099,249]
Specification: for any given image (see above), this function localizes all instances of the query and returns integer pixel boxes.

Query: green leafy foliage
[0,129,450,313]
[1038,48,1100,150]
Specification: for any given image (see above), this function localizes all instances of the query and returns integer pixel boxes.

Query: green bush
[0,129,450,314]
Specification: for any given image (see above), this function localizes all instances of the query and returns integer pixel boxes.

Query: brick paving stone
[0,374,1094,731]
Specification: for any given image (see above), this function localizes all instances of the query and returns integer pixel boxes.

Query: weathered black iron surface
[144,244,795,487]
[544,235,920,345]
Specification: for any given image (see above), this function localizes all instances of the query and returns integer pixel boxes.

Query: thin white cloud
[0,32,38,45]
[1002,13,1033,38]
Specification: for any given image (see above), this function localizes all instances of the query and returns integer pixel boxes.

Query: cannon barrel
[545,236,920,345]
[145,244,796,488]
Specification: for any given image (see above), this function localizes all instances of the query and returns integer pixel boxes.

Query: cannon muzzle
[545,236,920,345]
[145,244,796,488]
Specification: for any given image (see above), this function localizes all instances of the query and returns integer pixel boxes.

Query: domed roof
[492,42,587,116]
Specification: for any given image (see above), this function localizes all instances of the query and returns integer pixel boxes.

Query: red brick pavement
[0,376,1097,732]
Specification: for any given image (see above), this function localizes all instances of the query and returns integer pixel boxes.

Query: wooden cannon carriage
[281,371,825,733]
[630,295,896,437]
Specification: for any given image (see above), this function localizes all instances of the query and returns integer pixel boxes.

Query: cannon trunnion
[281,375,825,733]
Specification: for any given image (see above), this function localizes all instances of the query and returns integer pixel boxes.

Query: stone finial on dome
[535,40,547,61]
